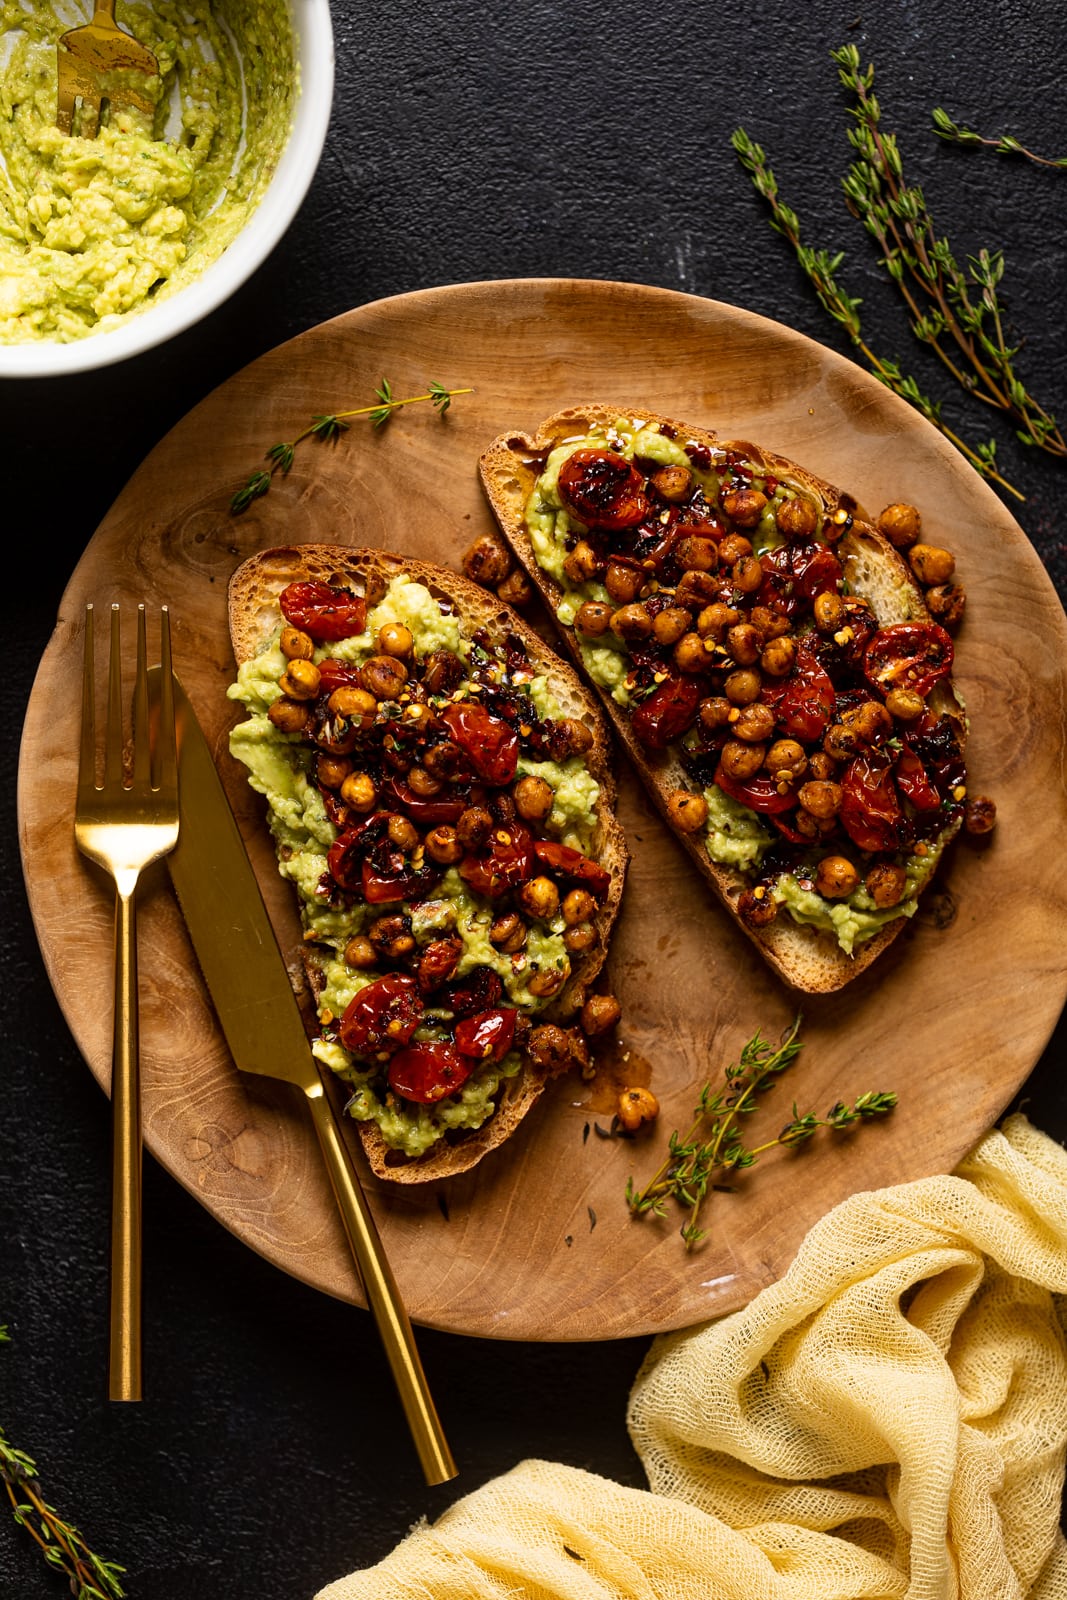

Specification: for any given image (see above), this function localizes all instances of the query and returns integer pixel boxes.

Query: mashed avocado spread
[228,575,603,1158]
[0,0,294,342]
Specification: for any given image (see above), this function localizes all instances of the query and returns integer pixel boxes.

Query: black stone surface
[2,0,1065,1595]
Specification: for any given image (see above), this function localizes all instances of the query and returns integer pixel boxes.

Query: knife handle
[303,1080,457,1485]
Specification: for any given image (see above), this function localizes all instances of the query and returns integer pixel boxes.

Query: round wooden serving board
[19,280,1067,1341]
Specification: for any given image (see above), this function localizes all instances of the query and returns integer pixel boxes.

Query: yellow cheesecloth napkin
[316,1113,1067,1600]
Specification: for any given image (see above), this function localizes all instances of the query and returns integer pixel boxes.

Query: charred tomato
[339,974,422,1054]
[557,449,651,531]
[864,623,953,699]
[279,582,368,642]
[387,1042,474,1104]
[454,1008,517,1063]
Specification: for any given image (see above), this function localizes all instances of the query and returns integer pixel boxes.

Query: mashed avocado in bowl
[0,0,333,370]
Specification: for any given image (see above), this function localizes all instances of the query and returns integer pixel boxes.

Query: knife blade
[157,669,456,1485]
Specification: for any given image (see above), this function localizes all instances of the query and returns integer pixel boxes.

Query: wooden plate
[19,280,1067,1341]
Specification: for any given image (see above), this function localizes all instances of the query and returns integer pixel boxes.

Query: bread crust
[479,405,965,995]
[228,544,628,1182]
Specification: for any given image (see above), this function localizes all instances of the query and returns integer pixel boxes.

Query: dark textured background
[3,0,1066,1595]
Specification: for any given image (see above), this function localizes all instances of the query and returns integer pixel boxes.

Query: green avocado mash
[0,0,294,342]
[228,574,601,1157]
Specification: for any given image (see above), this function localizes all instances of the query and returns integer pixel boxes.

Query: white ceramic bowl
[0,0,334,379]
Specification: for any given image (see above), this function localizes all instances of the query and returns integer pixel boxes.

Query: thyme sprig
[626,1017,897,1250]
[832,45,1065,462]
[0,1329,125,1599]
[231,379,473,512]
[730,127,1022,501]
[932,107,1067,170]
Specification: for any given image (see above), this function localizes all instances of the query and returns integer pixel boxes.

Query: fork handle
[109,881,142,1402]
[92,0,119,23]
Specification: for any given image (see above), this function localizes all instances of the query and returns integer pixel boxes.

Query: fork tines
[79,603,176,798]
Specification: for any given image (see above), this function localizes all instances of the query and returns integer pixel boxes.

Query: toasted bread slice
[479,405,965,994]
[228,544,628,1181]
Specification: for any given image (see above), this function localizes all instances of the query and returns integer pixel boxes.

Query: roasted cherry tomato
[325,815,383,892]
[864,622,954,699]
[279,582,367,642]
[459,822,533,897]
[388,1041,474,1104]
[339,974,422,1053]
[315,657,364,696]
[895,749,941,812]
[557,449,651,531]
[454,1008,517,1063]
[762,647,835,743]
[630,676,702,750]
[839,753,902,852]
[440,702,519,785]
[362,855,441,905]
[531,840,611,900]
[758,542,842,616]
[380,775,466,825]
[713,763,796,815]
[441,967,504,1017]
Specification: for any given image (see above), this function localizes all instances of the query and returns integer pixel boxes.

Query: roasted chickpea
[877,502,922,549]
[387,814,419,852]
[813,591,846,632]
[368,915,415,961]
[909,543,956,586]
[760,635,797,677]
[865,863,908,907]
[718,533,753,566]
[563,540,604,583]
[462,534,511,587]
[794,809,837,840]
[562,888,597,926]
[343,935,377,970]
[737,887,778,928]
[604,560,644,605]
[724,667,762,706]
[885,686,924,721]
[807,750,838,781]
[733,703,776,743]
[518,876,560,921]
[798,780,843,819]
[823,723,859,762]
[421,648,465,696]
[490,912,527,953]
[720,739,765,780]
[721,487,768,527]
[675,570,722,610]
[316,753,352,789]
[267,697,310,734]
[360,654,409,700]
[456,806,493,850]
[406,766,443,798]
[404,702,437,737]
[650,464,693,502]
[527,967,567,999]
[651,605,691,646]
[673,632,711,674]
[514,775,554,824]
[564,921,598,953]
[665,788,708,833]
[278,658,321,701]
[616,1086,660,1131]
[698,696,732,731]
[574,601,614,637]
[749,604,792,641]
[339,772,377,813]
[726,622,762,665]
[280,625,314,661]
[497,569,534,608]
[422,825,462,865]
[327,687,375,729]
[422,741,465,782]
[844,700,893,745]
[924,583,966,628]
[550,718,595,759]
[417,937,463,992]
[775,497,818,538]
[675,535,718,572]
[964,795,997,835]
[375,623,411,659]
[611,603,653,642]
[765,739,807,780]
[814,855,859,898]
[581,993,622,1035]
[696,602,740,641]
[526,1023,572,1070]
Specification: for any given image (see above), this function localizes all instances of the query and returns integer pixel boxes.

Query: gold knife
[158,670,456,1485]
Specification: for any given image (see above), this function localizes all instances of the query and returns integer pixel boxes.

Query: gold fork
[56,0,160,138]
[75,604,178,1401]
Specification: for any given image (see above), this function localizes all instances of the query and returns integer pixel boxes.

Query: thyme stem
[932,108,1067,170]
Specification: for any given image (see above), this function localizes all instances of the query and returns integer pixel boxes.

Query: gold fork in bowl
[56,0,160,138]
[75,604,178,1401]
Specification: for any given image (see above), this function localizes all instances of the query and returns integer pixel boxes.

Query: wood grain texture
[17,280,1067,1341]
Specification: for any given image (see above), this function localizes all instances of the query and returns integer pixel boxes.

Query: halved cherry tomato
[388,1042,474,1104]
[839,753,902,851]
[442,967,504,1018]
[630,676,702,750]
[279,582,367,642]
[440,702,519,785]
[459,822,533,897]
[757,542,842,616]
[864,623,953,699]
[762,646,835,743]
[894,749,941,812]
[362,855,441,905]
[531,840,611,899]
[380,776,466,825]
[557,449,651,530]
[454,1008,517,1063]
[326,815,383,892]
[339,974,421,1054]
[314,658,365,698]
[713,763,796,815]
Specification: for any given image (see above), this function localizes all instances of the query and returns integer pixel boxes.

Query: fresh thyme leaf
[229,380,474,512]
[932,107,1067,170]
